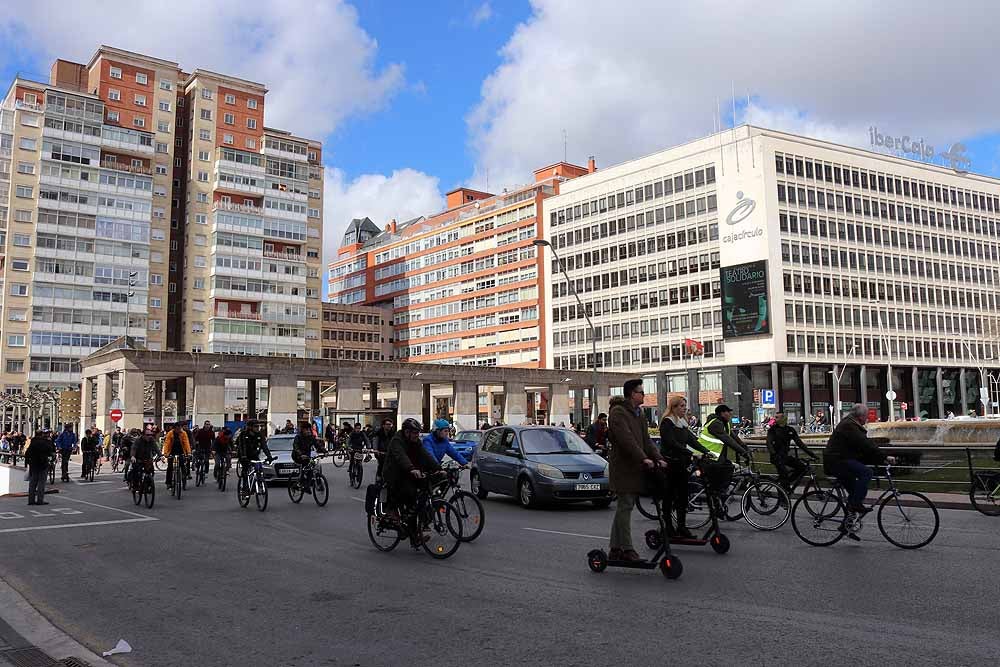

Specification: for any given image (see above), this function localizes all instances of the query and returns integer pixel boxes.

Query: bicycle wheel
[791,491,846,547]
[144,477,155,509]
[288,478,304,503]
[155,457,168,472]
[636,495,659,520]
[969,474,1000,516]
[196,461,205,487]
[313,474,329,507]
[368,514,401,552]
[422,500,462,559]
[686,479,711,530]
[742,480,790,531]
[722,483,744,521]
[254,476,268,512]
[877,492,939,549]
[332,449,347,468]
[237,475,251,508]
[218,466,228,492]
[112,455,120,473]
[350,461,363,489]
[449,490,485,542]
[174,473,182,500]
[132,480,141,505]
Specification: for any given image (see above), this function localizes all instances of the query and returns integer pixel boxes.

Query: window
[198,150,209,161]
[15,185,32,198]
[11,260,29,271]
[193,278,204,289]
[247,98,258,109]
[246,118,257,130]
[155,164,168,175]
[10,284,27,297]
[245,137,257,149]
[134,94,146,106]
[196,192,208,203]
[107,110,119,122]
[16,161,34,174]
[14,210,32,223]
[197,171,208,182]
[150,274,163,285]
[194,234,207,246]
[195,213,207,224]
[110,66,122,79]
[200,109,212,121]
[155,141,168,153]
[158,100,171,112]
[7,335,25,347]
[157,120,170,132]
[201,88,213,100]
[149,319,161,330]
[108,88,121,101]
[224,112,235,125]
[199,129,211,141]
[159,80,172,90]
[150,297,161,308]
[12,234,31,246]
[223,134,234,145]
[133,117,146,128]
[7,310,26,322]
[5,360,24,373]
[136,72,148,85]
[19,137,36,151]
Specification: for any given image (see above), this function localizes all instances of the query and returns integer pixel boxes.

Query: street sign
[901,401,908,411]
[761,389,776,408]
[110,398,124,411]
[886,390,897,401]
[109,409,123,423]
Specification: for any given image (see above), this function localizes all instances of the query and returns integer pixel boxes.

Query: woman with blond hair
[658,395,712,538]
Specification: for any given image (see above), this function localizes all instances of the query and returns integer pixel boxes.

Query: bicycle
[966,448,1000,516]
[327,442,348,468]
[154,452,168,472]
[48,453,56,485]
[433,463,485,542]
[215,454,230,492]
[348,448,368,489]
[791,462,939,549]
[366,474,463,559]
[111,445,126,473]
[193,450,209,487]
[130,462,155,509]
[288,455,330,506]
[168,454,188,500]
[238,459,270,511]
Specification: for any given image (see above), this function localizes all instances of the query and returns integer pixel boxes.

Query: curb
[0,577,114,667]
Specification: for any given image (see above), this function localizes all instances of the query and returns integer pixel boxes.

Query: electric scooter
[643,460,731,555]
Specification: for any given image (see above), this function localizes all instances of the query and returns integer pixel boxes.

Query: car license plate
[279,468,298,476]
[354,453,364,461]
[575,483,601,491]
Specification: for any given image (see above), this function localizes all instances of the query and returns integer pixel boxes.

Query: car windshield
[265,436,294,451]
[455,431,482,444]
[519,429,593,455]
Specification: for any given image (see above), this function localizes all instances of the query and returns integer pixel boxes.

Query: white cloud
[471,2,494,26]
[0,0,403,139]
[468,0,1000,188]
[323,167,445,268]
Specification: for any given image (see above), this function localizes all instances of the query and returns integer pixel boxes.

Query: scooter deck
[669,537,709,546]
[605,559,658,570]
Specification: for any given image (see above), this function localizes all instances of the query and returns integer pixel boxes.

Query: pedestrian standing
[24,429,55,505]
[54,424,77,483]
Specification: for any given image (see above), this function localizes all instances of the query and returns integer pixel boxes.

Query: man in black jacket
[236,421,273,490]
[824,404,894,517]
[766,413,817,493]
[24,430,55,505]
[292,421,325,492]
[383,418,440,543]
[371,419,395,482]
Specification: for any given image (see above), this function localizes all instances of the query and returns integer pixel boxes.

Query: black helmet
[401,418,422,433]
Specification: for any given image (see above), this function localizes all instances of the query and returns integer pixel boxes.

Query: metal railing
[213,310,262,321]
[213,201,262,215]
[262,250,304,262]
[100,160,153,176]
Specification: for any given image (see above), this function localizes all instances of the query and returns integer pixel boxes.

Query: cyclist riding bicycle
[213,427,233,479]
[235,421,273,490]
[422,418,468,466]
[162,421,192,489]
[130,425,158,489]
[347,422,370,452]
[79,429,100,479]
[823,404,895,538]
[194,421,216,477]
[120,428,139,482]
[698,405,749,463]
[383,418,442,545]
[766,412,818,494]
[292,421,326,492]
[371,419,395,482]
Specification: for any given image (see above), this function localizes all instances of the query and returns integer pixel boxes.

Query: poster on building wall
[721,260,770,339]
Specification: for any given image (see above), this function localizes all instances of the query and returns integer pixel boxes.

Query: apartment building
[321,301,391,362]
[328,162,591,368]
[0,45,324,401]
[542,125,1000,424]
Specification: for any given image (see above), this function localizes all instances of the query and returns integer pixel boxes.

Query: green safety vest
[698,417,728,457]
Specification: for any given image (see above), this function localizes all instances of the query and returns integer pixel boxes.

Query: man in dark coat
[824,404,894,516]
[607,379,664,561]
[24,430,55,505]
[383,418,441,544]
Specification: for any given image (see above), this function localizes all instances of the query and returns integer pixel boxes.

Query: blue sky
[3,1,1000,266]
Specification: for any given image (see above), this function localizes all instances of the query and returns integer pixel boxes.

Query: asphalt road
[1,456,998,667]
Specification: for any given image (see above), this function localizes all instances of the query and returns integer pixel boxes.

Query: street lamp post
[870,302,894,421]
[533,239,599,422]
[829,343,858,425]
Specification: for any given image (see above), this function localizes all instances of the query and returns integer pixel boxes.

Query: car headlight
[603,462,609,477]
[536,463,564,479]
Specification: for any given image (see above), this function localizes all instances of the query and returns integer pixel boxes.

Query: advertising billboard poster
[721,260,770,339]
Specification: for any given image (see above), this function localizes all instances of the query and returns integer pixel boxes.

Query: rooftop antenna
[717,96,725,176]
[747,89,755,168]
[562,129,567,162]
[732,81,740,172]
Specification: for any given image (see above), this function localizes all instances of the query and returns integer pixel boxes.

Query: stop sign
[110,409,123,423]
[901,402,908,411]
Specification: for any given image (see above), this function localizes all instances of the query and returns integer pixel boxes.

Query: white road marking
[350,496,364,502]
[58,494,155,520]
[0,517,155,534]
[523,527,607,540]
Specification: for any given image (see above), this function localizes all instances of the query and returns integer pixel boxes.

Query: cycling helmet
[433,418,450,431]
[401,418,422,433]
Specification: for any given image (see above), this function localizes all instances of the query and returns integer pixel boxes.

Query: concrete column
[153,380,163,428]
[504,381,527,425]
[770,362,780,399]
[397,379,423,429]
[453,381,478,430]
[549,383,571,427]
[120,370,145,432]
[959,368,968,416]
[422,383,432,429]
[96,373,112,434]
[655,372,668,423]
[267,374,298,434]
[571,390,584,427]
[247,378,257,421]
[802,364,812,420]
[337,376,364,414]
[594,384,611,419]
[310,380,321,417]
[369,381,379,410]
[176,379,188,424]
[193,372,225,427]
[832,364,841,424]
[911,367,921,419]
[81,377,95,434]
[686,368,701,419]
[936,367,945,418]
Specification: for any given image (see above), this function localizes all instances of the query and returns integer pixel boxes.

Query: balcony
[101,159,153,176]
[213,201,263,216]
[213,309,262,321]
[263,250,304,262]
[215,175,265,197]
[14,100,44,113]
[101,126,155,157]
[261,143,309,163]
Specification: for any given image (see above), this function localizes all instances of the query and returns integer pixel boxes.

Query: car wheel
[471,470,488,499]
[517,477,536,508]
